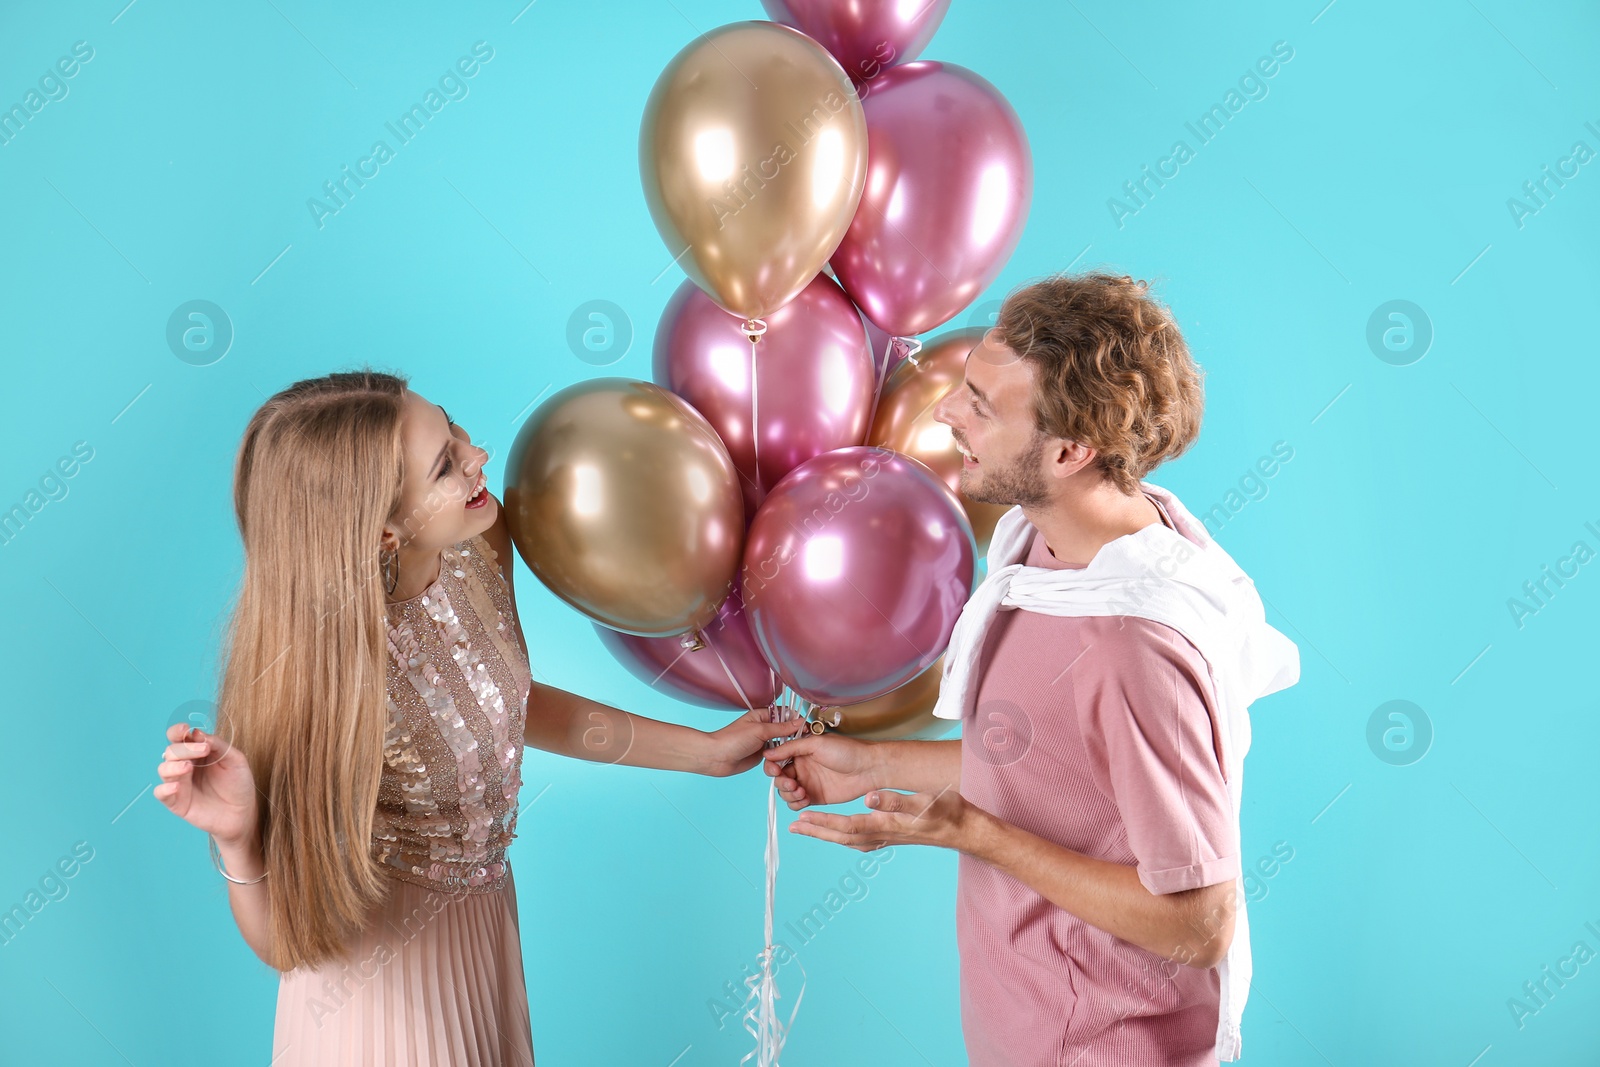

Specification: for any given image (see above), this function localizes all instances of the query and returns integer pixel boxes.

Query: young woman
[154,369,798,1065]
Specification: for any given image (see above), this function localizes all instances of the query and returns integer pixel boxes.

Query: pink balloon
[742,446,975,705]
[760,0,951,86]
[595,579,781,711]
[830,62,1033,338]
[655,273,876,517]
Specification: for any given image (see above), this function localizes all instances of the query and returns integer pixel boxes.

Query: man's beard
[959,433,1051,508]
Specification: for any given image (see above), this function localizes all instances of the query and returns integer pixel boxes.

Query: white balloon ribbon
[702,643,808,1066]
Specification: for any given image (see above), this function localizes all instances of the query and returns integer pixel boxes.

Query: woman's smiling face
[382,389,496,574]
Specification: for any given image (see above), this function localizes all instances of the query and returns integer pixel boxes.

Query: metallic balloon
[742,446,975,705]
[830,656,955,741]
[830,62,1033,338]
[593,578,781,711]
[503,378,744,638]
[868,327,1012,554]
[654,273,875,518]
[760,0,951,86]
[640,21,869,322]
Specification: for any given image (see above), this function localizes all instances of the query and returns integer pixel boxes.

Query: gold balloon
[640,21,868,322]
[830,657,955,741]
[503,378,744,638]
[868,328,1012,554]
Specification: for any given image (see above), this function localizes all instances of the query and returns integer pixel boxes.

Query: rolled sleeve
[1075,618,1240,895]
[1138,853,1241,896]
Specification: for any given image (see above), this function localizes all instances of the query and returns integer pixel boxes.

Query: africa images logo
[306,42,495,229]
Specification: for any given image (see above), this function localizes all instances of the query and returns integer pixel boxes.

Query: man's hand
[786,787,980,852]
[761,732,883,809]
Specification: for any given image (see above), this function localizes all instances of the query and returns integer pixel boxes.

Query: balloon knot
[893,336,924,367]
[742,318,769,344]
[805,707,840,734]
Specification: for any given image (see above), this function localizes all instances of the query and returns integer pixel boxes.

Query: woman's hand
[154,722,260,846]
[699,707,808,777]
[760,731,884,810]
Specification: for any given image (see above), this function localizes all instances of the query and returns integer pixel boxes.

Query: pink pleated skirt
[272,865,534,1066]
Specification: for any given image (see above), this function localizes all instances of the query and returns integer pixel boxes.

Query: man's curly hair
[994,271,1205,495]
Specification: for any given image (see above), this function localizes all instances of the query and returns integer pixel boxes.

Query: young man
[765,272,1300,1065]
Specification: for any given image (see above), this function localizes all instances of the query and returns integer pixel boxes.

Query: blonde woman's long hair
[217,368,411,972]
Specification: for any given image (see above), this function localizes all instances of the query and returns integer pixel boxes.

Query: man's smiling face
[934,332,1055,509]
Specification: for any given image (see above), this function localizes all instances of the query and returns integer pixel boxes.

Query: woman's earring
[381,544,399,596]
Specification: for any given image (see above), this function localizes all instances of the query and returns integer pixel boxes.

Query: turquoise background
[2,0,1597,1063]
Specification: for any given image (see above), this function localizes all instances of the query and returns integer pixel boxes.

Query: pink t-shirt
[956,494,1240,1066]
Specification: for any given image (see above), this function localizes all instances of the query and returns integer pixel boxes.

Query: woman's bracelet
[209,833,268,885]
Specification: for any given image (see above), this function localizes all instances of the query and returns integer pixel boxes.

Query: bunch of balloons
[503,1,1032,742]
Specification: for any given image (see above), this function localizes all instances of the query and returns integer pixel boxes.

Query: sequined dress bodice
[374,534,532,893]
